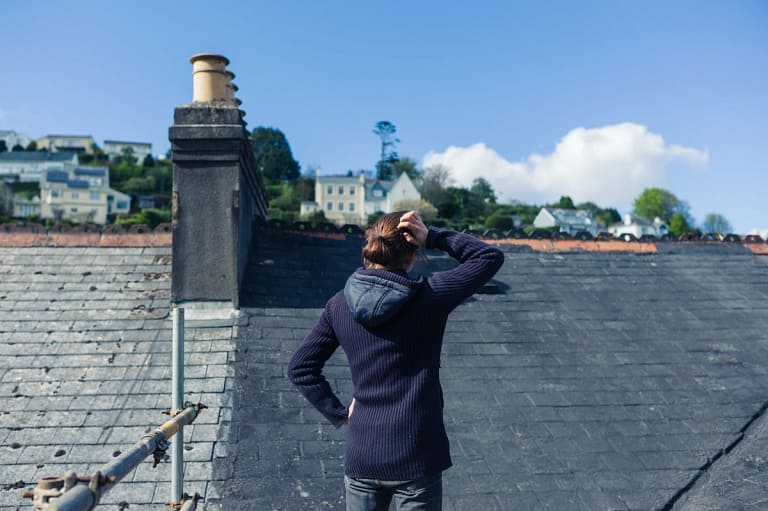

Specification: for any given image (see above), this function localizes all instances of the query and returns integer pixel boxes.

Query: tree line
[255,122,734,236]
[3,124,734,235]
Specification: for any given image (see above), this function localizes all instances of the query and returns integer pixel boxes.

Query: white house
[609,214,668,239]
[0,151,79,183]
[301,170,422,225]
[13,195,40,218]
[0,130,33,151]
[37,135,96,154]
[37,166,130,224]
[533,207,601,235]
[103,140,153,162]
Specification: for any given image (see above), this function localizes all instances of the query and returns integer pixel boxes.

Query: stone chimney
[169,54,267,308]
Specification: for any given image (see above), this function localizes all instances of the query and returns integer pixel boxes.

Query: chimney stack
[169,54,266,308]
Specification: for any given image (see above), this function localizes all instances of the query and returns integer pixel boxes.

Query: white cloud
[420,122,708,209]
[749,228,768,239]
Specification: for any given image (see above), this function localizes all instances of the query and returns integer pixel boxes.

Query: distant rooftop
[103,140,152,146]
[42,134,93,139]
[74,167,107,177]
[46,170,69,183]
[543,207,597,223]
[0,151,78,162]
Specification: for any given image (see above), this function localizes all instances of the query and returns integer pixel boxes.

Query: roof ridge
[0,222,171,247]
[258,220,768,254]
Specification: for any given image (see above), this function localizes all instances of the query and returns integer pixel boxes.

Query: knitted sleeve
[287,307,349,428]
[425,227,505,310]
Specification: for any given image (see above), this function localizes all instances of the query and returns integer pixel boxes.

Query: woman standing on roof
[288,210,504,511]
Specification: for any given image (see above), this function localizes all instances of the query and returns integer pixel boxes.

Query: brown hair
[363,211,418,269]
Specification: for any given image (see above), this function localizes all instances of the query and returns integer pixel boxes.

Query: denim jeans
[344,472,442,511]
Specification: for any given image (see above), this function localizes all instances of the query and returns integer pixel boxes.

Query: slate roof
[0,152,78,162]
[74,167,107,177]
[316,175,361,183]
[207,229,768,511]
[0,244,235,510]
[544,207,598,225]
[2,229,768,511]
[46,171,69,183]
[103,141,152,147]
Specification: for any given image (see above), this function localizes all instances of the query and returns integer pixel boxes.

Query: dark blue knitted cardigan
[287,227,504,480]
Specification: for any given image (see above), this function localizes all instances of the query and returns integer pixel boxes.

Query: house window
[71,191,79,199]
[338,186,344,195]
[50,190,61,198]
[349,186,355,195]
[327,185,333,195]
[338,202,344,211]
[327,202,333,211]
[71,207,78,213]
[117,200,129,210]
[349,202,355,212]
[89,192,101,201]
[373,189,383,197]
[90,208,98,216]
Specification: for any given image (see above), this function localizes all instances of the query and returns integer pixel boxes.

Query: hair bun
[362,211,418,269]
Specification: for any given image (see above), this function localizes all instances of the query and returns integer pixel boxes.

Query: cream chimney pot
[225,70,237,101]
[190,53,231,103]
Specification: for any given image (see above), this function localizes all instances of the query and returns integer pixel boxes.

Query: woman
[288,211,504,511]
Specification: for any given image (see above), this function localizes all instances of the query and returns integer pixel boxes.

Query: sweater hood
[344,269,422,327]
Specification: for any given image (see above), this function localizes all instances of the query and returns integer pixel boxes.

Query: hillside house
[36,134,96,154]
[0,130,33,151]
[0,151,79,183]
[533,207,601,235]
[38,166,130,224]
[609,213,669,238]
[103,140,153,162]
[301,170,421,225]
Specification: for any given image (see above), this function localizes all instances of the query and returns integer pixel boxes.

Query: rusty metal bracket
[86,470,105,510]
[152,437,170,468]
[22,470,115,510]
[169,492,203,511]
[162,402,208,418]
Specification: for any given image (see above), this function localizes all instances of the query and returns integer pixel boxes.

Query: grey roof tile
[205,230,768,510]
[3,233,768,509]
[0,246,236,509]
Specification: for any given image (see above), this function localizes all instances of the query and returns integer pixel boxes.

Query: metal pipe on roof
[171,307,185,505]
[34,404,204,511]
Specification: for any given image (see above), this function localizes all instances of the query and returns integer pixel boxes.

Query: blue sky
[2,1,766,234]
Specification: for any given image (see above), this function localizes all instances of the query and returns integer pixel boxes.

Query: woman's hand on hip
[345,398,356,425]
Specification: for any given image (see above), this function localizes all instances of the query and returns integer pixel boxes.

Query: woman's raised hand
[398,211,428,247]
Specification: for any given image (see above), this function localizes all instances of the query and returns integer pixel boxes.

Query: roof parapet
[0,223,171,247]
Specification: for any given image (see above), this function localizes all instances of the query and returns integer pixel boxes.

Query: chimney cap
[189,53,230,66]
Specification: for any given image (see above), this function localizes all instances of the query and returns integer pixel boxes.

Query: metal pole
[171,307,185,504]
[42,405,203,511]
